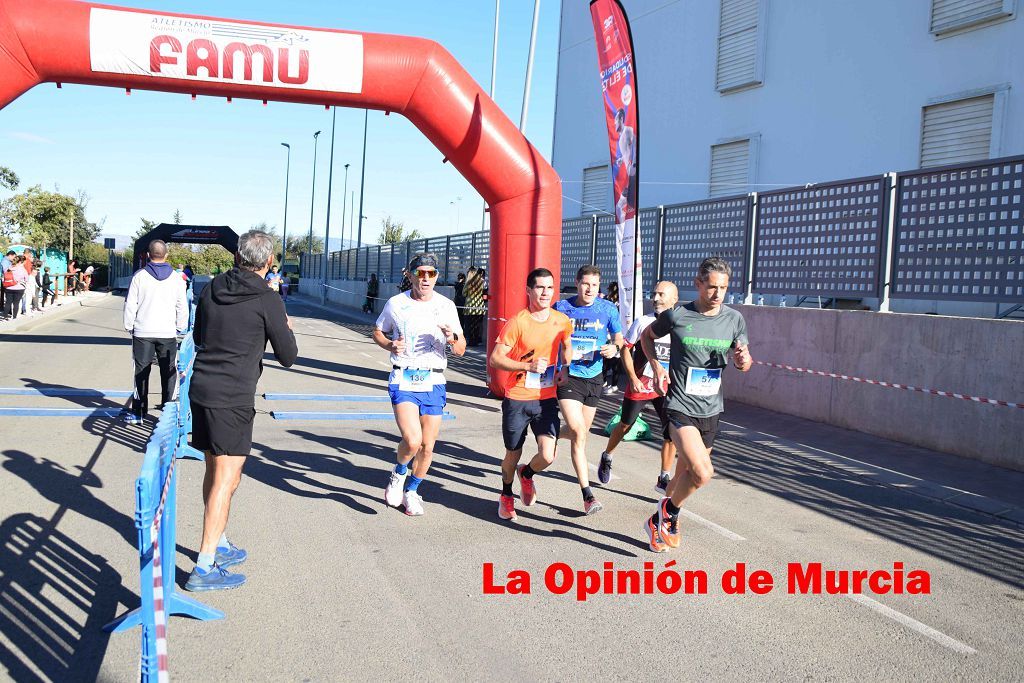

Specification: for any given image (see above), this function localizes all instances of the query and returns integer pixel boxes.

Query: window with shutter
[930,0,1014,35]
[581,165,611,216]
[716,0,764,93]
[709,139,751,198]
[920,95,994,167]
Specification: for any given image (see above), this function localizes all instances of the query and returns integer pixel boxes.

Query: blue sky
[0,0,563,247]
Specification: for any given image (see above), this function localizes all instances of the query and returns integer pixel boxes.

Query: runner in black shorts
[489,268,572,522]
[553,266,624,515]
[640,258,752,552]
[598,282,680,494]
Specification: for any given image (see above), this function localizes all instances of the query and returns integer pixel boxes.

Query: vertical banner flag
[590,0,641,328]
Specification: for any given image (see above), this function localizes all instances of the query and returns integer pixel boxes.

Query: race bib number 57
[684,367,721,396]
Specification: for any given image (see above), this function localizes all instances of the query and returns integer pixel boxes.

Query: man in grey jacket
[123,240,188,425]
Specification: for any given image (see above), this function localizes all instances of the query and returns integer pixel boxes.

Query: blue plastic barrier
[104,326,219,682]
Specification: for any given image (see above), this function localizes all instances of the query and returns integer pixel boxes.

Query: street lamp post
[322,109,337,305]
[341,163,351,254]
[355,109,368,277]
[307,129,322,278]
[280,142,290,266]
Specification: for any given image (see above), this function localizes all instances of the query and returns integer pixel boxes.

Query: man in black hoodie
[185,229,298,592]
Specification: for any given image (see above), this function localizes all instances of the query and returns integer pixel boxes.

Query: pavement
[1,293,1022,681]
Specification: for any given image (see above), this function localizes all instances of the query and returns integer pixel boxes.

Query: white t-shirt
[375,291,464,379]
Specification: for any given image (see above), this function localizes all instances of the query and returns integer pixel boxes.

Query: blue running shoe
[184,563,246,592]
[122,411,143,426]
[215,541,248,569]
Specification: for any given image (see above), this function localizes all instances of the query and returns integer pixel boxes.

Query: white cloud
[9,131,56,144]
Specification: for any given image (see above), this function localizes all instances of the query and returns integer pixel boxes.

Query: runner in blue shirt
[553,265,623,514]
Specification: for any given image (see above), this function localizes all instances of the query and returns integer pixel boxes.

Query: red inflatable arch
[0,0,561,396]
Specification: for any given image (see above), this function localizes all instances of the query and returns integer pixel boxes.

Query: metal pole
[481,0,500,231]
[322,109,336,305]
[590,214,598,265]
[879,172,899,313]
[744,193,758,305]
[519,0,540,131]
[308,129,322,273]
[655,205,666,282]
[68,211,74,262]
[341,164,350,259]
[280,143,291,266]
[356,109,368,276]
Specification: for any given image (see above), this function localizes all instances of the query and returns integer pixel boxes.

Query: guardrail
[103,326,218,682]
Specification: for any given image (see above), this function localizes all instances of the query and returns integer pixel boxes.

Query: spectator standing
[184,229,297,591]
[603,281,621,394]
[453,271,467,333]
[21,251,36,316]
[463,266,486,346]
[363,272,379,314]
[29,259,43,314]
[41,267,55,307]
[67,259,79,296]
[0,249,13,313]
[83,264,95,291]
[122,240,188,424]
[2,255,28,320]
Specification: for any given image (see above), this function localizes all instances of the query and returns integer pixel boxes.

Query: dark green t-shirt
[650,302,749,418]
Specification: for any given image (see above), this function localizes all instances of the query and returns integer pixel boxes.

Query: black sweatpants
[132,337,177,417]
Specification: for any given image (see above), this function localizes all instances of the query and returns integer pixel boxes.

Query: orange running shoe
[498,494,517,521]
[657,497,681,548]
[517,465,537,506]
[643,515,668,553]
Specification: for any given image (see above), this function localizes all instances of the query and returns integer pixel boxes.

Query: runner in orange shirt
[488,268,573,522]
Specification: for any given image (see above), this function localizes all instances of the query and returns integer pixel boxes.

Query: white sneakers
[384,471,407,507]
[402,490,425,516]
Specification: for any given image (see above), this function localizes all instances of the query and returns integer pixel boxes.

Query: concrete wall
[554,0,1024,213]
[724,306,1024,470]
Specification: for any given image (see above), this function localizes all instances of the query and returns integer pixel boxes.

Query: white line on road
[360,352,373,359]
[846,594,976,655]
[678,508,746,541]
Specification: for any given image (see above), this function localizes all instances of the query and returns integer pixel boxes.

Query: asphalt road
[1,294,1022,681]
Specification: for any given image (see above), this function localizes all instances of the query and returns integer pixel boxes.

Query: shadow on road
[0,513,136,682]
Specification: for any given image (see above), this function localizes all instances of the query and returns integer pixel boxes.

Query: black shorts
[620,395,670,441]
[502,397,560,451]
[190,403,256,456]
[666,410,720,449]
[556,374,604,407]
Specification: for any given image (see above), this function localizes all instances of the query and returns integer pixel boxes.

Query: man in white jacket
[123,240,188,425]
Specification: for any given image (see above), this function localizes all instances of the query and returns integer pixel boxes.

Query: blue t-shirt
[554,295,623,378]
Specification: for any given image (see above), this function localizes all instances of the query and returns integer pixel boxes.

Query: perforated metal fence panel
[560,216,594,291]
[892,156,1024,302]
[426,237,448,282]
[753,177,885,297]
[471,230,490,274]
[594,215,617,288]
[447,233,474,283]
[660,196,750,290]
[637,208,659,296]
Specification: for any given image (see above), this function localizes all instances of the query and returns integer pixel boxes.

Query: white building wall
[553,0,1024,217]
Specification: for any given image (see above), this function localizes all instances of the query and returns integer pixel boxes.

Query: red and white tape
[149,454,177,683]
[755,361,1022,409]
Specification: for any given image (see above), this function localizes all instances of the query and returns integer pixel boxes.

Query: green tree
[124,217,158,258]
[0,185,99,252]
[172,209,183,224]
[287,234,324,255]
[377,216,422,245]
[0,166,19,191]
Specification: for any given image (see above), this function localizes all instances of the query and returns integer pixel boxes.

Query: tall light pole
[341,163,351,252]
[307,129,322,276]
[483,0,500,232]
[322,109,336,304]
[280,142,291,266]
[355,110,368,276]
[520,0,541,132]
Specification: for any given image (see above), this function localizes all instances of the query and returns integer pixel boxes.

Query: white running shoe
[384,470,408,507]
[403,490,425,516]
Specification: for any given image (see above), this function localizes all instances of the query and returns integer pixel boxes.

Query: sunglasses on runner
[414,269,438,279]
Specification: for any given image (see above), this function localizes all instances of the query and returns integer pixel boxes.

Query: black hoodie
[191,267,298,407]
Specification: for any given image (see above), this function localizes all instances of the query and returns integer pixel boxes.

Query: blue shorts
[388,383,447,416]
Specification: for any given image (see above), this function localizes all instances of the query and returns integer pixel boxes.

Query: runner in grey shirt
[639,257,752,552]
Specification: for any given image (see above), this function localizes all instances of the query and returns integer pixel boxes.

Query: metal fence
[303,155,1024,306]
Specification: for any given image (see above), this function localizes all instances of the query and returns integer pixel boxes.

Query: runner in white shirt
[373,253,466,516]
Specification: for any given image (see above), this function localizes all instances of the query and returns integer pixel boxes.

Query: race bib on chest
[398,368,433,392]
[525,366,555,390]
[643,360,670,379]
[685,367,722,396]
[571,336,597,362]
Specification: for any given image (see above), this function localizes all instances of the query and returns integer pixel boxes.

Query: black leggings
[3,290,24,319]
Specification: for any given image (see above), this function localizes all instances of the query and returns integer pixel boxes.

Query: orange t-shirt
[498,308,573,401]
